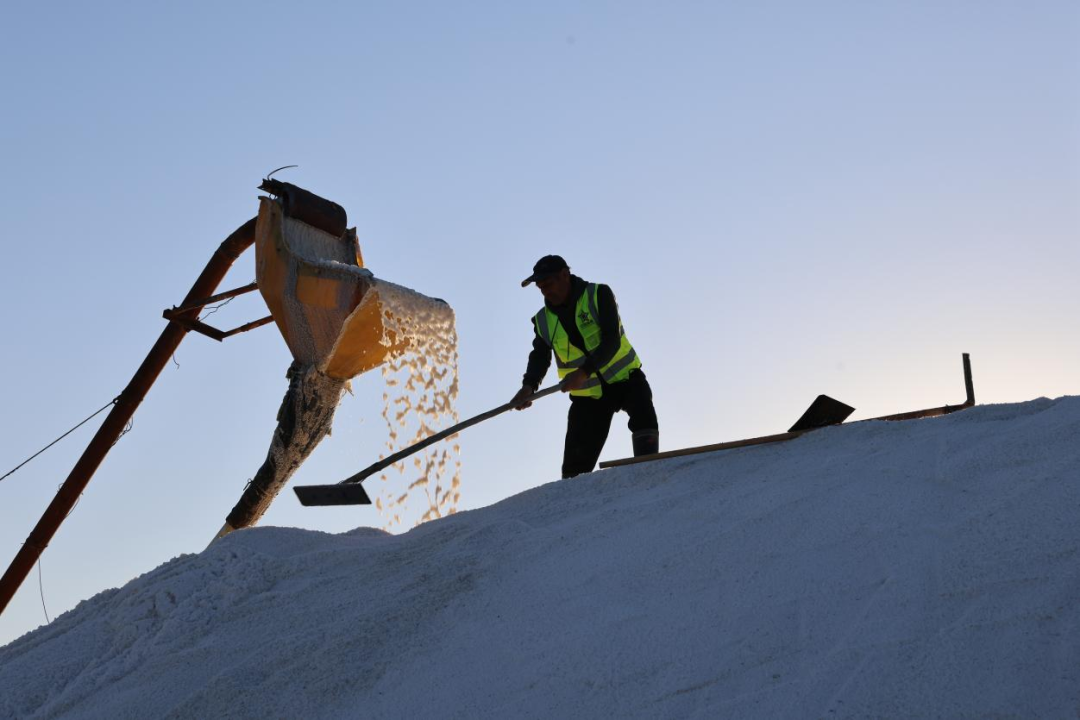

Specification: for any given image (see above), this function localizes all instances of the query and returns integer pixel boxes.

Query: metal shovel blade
[788,395,855,433]
[294,483,372,507]
[294,382,566,508]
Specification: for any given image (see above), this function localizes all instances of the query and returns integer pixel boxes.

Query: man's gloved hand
[561,369,589,392]
[511,385,535,410]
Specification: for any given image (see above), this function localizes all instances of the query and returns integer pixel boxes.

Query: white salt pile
[367,278,461,529]
[2,396,1079,718]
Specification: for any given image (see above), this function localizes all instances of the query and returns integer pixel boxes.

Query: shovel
[294,381,566,506]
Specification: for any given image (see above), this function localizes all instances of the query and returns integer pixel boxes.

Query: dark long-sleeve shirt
[522,275,622,390]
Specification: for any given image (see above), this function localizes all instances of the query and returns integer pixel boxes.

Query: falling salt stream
[365,278,461,529]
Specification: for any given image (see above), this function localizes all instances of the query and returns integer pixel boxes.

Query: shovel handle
[338,382,565,486]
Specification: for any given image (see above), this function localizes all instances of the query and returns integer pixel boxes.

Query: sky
[1,1,1077,647]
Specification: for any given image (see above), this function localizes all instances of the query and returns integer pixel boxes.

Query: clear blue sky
[2,1,1077,646]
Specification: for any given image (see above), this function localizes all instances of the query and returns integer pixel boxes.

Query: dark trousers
[562,369,659,478]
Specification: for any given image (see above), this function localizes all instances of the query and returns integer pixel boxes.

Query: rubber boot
[632,429,659,457]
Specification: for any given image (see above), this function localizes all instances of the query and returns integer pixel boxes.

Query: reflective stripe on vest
[533,284,642,398]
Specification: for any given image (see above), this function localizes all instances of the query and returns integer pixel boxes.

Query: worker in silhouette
[511,255,659,477]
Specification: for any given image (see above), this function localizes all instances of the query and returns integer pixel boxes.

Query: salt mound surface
[3,397,1079,718]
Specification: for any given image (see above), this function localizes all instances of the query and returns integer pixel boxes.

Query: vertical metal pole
[962,353,975,406]
[0,217,258,618]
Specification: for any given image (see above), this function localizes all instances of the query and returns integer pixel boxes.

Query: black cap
[521,255,569,287]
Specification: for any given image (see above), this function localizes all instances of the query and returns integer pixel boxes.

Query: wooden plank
[600,353,976,471]
[598,429,811,470]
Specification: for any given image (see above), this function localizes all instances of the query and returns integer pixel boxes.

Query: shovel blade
[294,483,372,507]
[788,395,855,433]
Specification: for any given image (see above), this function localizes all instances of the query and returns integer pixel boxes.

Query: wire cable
[0,398,119,484]
[198,295,234,322]
[37,558,50,624]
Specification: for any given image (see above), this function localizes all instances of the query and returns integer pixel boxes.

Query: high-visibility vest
[533,283,642,398]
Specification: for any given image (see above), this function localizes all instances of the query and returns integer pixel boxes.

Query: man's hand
[510,385,535,410]
[561,369,590,392]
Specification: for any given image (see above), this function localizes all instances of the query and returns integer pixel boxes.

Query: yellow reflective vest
[533,283,642,398]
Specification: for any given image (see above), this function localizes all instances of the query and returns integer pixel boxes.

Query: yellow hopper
[219,180,415,537]
[253,179,407,381]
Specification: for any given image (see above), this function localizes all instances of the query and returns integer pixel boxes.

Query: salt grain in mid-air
[365,278,460,529]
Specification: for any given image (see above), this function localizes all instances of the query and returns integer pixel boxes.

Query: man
[511,255,659,478]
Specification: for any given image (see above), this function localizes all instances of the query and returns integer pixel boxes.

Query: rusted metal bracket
[163,312,274,342]
[166,281,259,315]
[599,353,975,470]
[162,282,273,342]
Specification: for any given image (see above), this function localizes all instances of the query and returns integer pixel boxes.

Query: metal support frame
[0,217,260,618]
[166,281,259,314]
[162,282,273,342]
[599,353,975,470]
[164,313,275,342]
